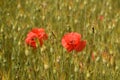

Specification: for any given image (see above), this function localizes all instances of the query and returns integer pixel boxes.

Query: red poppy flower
[99,15,104,21]
[91,52,95,61]
[31,28,48,46]
[62,32,86,52]
[25,32,37,48]
[25,28,48,48]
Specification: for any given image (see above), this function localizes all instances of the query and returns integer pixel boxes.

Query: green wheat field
[0,0,120,80]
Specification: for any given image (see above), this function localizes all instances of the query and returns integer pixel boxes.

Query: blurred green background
[0,0,120,80]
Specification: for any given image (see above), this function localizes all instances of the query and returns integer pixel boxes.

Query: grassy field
[0,0,120,80]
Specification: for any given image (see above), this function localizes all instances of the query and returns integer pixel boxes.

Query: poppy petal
[75,40,86,52]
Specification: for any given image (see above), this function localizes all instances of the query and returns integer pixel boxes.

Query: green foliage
[0,0,120,80]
